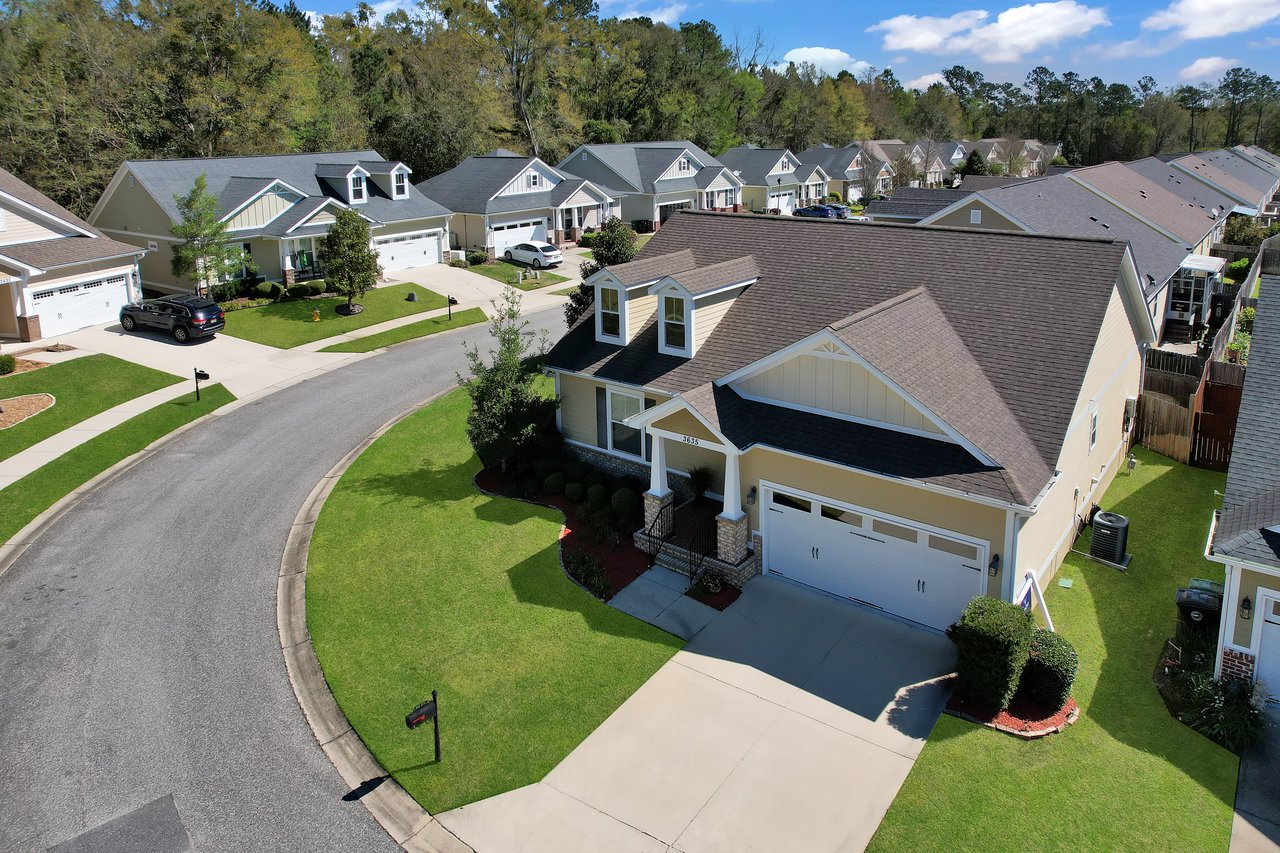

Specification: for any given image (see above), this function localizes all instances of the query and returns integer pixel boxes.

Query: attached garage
[374,230,441,272]
[493,219,548,255]
[763,484,987,631]
[1258,596,1280,703]
[658,200,694,223]
[767,190,796,214]
[30,274,131,338]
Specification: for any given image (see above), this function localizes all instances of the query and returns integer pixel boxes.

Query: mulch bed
[475,468,649,601]
[0,393,55,429]
[2,357,51,377]
[686,583,741,611]
[946,688,1080,738]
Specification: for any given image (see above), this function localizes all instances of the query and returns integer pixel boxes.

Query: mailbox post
[405,690,441,763]
[447,295,459,321]
[194,368,210,402]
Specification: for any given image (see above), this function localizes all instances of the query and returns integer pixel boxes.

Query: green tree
[566,217,637,326]
[170,174,249,295]
[459,286,554,470]
[319,208,380,312]
[958,148,988,177]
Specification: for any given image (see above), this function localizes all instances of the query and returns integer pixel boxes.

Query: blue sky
[321,0,1280,90]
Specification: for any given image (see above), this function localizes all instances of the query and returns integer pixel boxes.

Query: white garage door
[764,486,986,630]
[375,231,441,272]
[30,275,130,338]
[1258,597,1280,704]
[768,190,796,214]
[492,219,547,254]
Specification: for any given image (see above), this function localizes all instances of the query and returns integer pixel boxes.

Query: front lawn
[466,260,569,291]
[870,448,1237,852]
[220,283,446,348]
[307,388,682,813]
[0,354,180,462]
[318,307,486,353]
[0,385,234,543]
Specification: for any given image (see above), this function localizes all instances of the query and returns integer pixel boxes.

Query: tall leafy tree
[319,208,380,313]
[566,216,637,326]
[170,174,249,295]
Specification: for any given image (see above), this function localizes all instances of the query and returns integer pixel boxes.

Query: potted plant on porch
[687,466,713,506]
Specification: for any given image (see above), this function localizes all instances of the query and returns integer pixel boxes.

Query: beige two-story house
[717,145,830,214]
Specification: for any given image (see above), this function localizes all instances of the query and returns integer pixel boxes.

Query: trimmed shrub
[0,353,14,375]
[611,487,642,527]
[1019,628,1079,711]
[1240,306,1257,334]
[543,472,565,495]
[564,482,586,503]
[466,250,489,266]
[1228,257,1252,278]
[448,258,469,269]
[565,551,609,598]
[563,459,590,481]
[587,483,607,510]
[947,596,1035,709]
[254,281,283,299]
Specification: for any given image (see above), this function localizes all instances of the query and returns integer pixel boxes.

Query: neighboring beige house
[546,210,1155,631]
[0,166,146,341]
[1207,271,1280,695]
[717,145,830,214]
[89,150,452,294]
[416,149,618,255]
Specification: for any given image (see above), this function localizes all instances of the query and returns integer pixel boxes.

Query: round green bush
[0,353,14,376]
[533,457,561,481]
[1019,628,1079,712]
[587,483,607,510]
[611,487,641,524]
[254,281,283,299]
[543,472,565,495]
[946,596,1034,709]
[564,482,586,503]
[563,460,590,481]
[465,250,489,266]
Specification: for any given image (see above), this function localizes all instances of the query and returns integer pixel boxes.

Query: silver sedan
[503,242,564,268]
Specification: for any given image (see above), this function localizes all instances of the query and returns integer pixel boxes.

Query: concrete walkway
[440,577,955,853]
[1232,706,1280,851]
[609,567,718,640]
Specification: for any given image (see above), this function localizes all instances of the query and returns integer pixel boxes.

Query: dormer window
[527,172,541,190]
[351,175,366,203]
[598,285,621,340]
[781,160,792,172]
[678,157,691,174]
[394,172,408,197]
[660,295,690,355]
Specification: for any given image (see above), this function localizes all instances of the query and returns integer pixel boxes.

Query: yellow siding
[693,291,736,350]
[741,187,767,211]
[0,201,74,245]
[929,203,1024,231]
[1015,285,1141,582]
[226,189,296,231]
[664,441,725,492]
[625,292,656,343]
[740,447,1008,595]
[737,353,944,435]
[559,373,600,446]
[1231,568,1278,648]
[651,408,719,444]
[91,169,179,237]
[0,281,16,335]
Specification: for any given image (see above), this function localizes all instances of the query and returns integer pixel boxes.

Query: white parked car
[503,242,563,268]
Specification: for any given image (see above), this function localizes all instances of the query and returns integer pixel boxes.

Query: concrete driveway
[1233,705,1280,851]
[439,577,955,853]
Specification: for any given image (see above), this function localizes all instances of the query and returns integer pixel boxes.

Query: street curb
[276,387,475,853]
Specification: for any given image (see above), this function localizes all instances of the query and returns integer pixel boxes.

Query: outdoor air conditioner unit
[1090,512,1131,567]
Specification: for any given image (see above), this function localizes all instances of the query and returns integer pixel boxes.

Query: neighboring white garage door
[375,231,441,272]
[768,190,796,214]
[1258,596,1280,704]
[493,219,547,254]
[30,275,130,338]
[763,485,986,631]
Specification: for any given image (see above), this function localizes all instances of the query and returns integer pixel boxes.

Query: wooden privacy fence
[1135,352,1246,469]
[1134,392,1194,463]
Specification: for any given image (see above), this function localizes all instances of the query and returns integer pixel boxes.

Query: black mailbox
[406,699,436,729]
[194,369,210,381]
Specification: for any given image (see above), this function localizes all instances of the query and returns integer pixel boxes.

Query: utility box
[1090,511,1131,566]
[1176,587,1222,641]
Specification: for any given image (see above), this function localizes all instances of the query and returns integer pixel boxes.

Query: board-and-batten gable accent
[624,392,738,450]
[219,179,307,226]
[494,158,563,197]
[717,328,1000,463]
[656,148,708,182]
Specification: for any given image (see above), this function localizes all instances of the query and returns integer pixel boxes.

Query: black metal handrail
[685,515,717,590]
[645,500,674,567]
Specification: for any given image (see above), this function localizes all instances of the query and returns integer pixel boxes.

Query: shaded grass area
[550,286,579,297]
[0,385,234,544]
[307,389,681,813]
[467,260,569,291]
[319,307,486,353]
[870,448,1236,852]
[221,283,445,348]
[0,354,180,462]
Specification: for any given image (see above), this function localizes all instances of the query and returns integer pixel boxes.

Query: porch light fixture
[988,554,1000,577]
[1242,596,1253,620]
[746,486,757,506]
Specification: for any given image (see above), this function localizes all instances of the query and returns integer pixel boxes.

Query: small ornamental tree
[320,208,380,313]
[565,216,638,327]
[171,173,250,296]
[459,285,556,470]
[958,148,989,177]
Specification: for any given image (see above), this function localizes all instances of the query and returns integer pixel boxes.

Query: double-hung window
[678,157,691,174]
[527,172,541,189]
[609,391,643,457]
[662,295,687,353]
[1089,403,1099,452]
[351,175,366,202]
[599,286,621,339]
[394,172,407,197]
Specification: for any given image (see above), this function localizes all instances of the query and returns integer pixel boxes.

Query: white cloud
[906,72,947,90]
[1179,56,1240,81]
[868,1,1109,63]
[1145,0,1280,40]
[602,1,689,25]
[1250,36,1280,48]
[776,46,873,76]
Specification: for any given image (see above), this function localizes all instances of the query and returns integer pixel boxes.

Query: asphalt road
[0,305,565,852]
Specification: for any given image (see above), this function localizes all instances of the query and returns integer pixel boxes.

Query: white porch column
[648,434,669,497]
[720,450,743,519]
[715,449,749,564]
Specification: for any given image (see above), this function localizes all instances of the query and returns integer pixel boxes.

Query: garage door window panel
[873,519,918,543]
[821,506,862,527]
[771,492,811,512]
[927,535,979,560]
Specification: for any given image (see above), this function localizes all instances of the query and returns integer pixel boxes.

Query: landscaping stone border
[945,697,1081,739]
[0,393,55,429]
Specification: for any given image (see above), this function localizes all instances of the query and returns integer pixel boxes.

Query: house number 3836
[682,436,700,446]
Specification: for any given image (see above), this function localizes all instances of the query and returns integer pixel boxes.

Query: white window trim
[0,207,5,231]
[1088,402,1099,452]
[393,171,408,198]
[678,157,691,174]
[970,209,982,225]
[658,293,692,357]
[527,172,542,189]
[607,388,646,459]
[595,284,624,343]
[350,175,366,204]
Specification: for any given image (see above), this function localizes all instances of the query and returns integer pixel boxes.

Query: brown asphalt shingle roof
[1069,162,1224,245]
[548,210,1132,506]
[667,256,759,296]
[0,166,100,236]
[605,249,696,286]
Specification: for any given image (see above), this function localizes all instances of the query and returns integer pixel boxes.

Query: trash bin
[1176,586,1222,641]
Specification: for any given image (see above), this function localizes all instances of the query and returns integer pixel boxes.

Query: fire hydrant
[312,306,321,322]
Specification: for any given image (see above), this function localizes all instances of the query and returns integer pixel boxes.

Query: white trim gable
[624,394,739,450]
[494,158,562,198]
[285,198,373,234]
[0,189,96,239]
[916,194,1036,231]
[219,178,308,224]
[656,149,708,182]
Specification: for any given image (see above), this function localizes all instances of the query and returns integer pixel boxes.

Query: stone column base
[17,314,41,342]
[716,513,748,564]
[283,268,296,289]
[1221,647,1256,682]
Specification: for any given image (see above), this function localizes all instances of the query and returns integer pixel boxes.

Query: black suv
[120,295,225,343]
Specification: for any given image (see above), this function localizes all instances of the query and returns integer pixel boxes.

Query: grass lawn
[636,233,654,250]
[0,354,180,463]
[0,385,234,544]
[580,250,594,260]
[307,388,682,813]
[550,286,579,297]
[1252,275,1263,299]
[467,260,569,291]
[869,447,1237,853]
[318,307,486,353]
[220,283,446,348]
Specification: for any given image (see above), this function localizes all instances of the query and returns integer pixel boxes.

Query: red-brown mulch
[475,468,650,600]
[946,689,1080,738]
[1,358,49,377]
[686,583,741,611]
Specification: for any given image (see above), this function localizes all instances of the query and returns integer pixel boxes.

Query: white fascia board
[1118,246,1159,345]
[0,190,96,239]
[0,252,43,275]
[625,393,739,450]
[219,178,310,224]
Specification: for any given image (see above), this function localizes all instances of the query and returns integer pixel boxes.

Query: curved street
[0,305,564,852]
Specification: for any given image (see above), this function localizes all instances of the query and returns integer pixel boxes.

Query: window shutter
[595,387,608,449]
[644,397,657,460]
